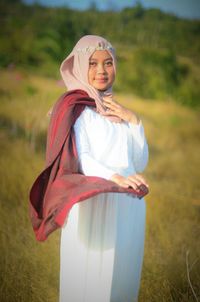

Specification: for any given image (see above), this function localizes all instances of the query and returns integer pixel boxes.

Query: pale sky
[23,0,200,19]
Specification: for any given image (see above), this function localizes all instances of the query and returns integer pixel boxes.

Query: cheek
[109,69,115,82]
[88,69,95,84]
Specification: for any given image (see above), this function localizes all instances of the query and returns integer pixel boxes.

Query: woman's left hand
[110,173,149,191]
[103,96,140,124]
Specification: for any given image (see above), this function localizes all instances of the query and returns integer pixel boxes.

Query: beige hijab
[60,35,121,121]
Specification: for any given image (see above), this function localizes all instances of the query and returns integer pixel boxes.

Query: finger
[103,102,120,112]
[127,176,142,187]
[134,174,149,186]
[103,97,119,107]
[104,108,119,116]
[102,95,112,101]
[124,179,140,191]
[103,99,119,106]
[128,174,148,186]
[103,96,118,104]
[119,183,129,189]
[104,109,116,115]
[103,111,122,122]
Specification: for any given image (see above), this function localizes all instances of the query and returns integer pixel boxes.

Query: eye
[105,61,113,66]
[89,61,97,67]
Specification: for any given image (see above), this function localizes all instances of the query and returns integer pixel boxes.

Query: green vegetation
[0,1,200,301]
[0,0,200,107]
[0,68,200,301]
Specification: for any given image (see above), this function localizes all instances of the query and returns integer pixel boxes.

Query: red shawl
[29,89,149,241]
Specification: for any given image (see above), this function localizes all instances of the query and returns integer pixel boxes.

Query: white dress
[59,107,149,302]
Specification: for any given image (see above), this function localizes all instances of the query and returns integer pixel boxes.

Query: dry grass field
[0,68,199,301]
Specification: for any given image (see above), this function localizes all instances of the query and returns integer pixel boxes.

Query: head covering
[60,35,119,120]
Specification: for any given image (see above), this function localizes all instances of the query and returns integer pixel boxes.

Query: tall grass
[0,69,199,301]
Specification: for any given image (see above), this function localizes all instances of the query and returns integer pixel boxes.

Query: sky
[23,0,200,20]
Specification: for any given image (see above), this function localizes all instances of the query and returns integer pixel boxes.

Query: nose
[97,63,106,74]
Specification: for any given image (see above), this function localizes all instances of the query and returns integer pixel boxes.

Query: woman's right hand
[110,173,149,191]
[103,96,140,125]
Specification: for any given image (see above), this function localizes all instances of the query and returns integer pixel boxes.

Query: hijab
[60,35,121,122]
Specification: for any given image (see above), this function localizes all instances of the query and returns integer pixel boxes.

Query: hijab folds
[60,35,120,121]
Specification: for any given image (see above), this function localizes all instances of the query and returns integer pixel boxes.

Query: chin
[97,87,107,91]
[95,84,112,91]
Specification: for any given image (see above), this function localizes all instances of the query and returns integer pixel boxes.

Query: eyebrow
[89,58,113,61]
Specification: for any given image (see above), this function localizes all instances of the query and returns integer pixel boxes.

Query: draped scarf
[29,90,149,241]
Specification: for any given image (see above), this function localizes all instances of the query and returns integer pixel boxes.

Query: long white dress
[59,106,149,302]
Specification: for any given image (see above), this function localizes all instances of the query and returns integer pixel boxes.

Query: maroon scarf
[29,89,149,241]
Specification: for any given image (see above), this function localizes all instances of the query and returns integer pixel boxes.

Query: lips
[95,78,108,82]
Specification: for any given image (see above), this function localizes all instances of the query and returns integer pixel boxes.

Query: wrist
[110,173,121,182]
[110,173,125,185]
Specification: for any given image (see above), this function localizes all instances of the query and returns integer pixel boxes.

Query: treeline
[0,0,200,107]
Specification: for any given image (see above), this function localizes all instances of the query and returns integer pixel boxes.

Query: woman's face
[88,50,115,91]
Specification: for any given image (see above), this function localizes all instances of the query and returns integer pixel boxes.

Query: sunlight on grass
[0,69,199,301]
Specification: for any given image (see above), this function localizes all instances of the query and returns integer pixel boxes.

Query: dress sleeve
[128,121,149,173]
[74,112,116,180]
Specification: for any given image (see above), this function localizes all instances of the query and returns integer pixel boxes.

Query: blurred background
[0,0,200,301]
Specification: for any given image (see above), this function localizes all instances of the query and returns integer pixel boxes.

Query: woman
[59,35,149,302]
[29,35,149,302]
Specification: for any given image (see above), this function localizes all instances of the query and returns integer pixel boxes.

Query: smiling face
[88,50,115,91]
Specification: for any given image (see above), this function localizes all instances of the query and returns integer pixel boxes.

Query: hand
[103,96,140,124]
[110,173,149,191]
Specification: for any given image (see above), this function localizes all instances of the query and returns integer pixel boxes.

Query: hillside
[0,0,200,107]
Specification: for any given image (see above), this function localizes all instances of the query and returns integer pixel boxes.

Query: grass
[0,68,200,301]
